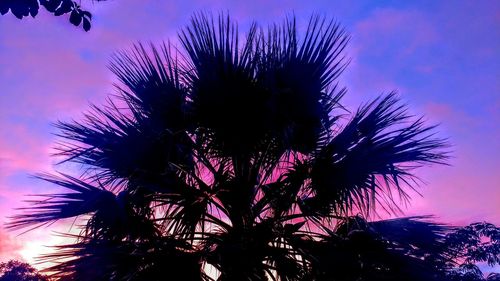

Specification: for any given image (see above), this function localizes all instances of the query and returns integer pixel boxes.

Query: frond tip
[7,173,115,230]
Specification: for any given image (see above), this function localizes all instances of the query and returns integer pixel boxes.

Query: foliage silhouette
[0,0,106,31]
[0,260,48,281]
[445,222,500,281]
[8,13,497,280]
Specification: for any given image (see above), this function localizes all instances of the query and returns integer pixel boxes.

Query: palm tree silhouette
[9,14,454,280]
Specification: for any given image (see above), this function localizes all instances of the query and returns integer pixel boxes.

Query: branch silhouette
[0,0,107,31]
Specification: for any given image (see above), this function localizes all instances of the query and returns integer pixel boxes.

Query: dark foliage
[0,0,106,31]
[0,260,48,281]
[8,13,498,280]
[445,222,500,281]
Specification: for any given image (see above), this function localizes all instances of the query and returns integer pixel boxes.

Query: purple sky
[0,0,499,267]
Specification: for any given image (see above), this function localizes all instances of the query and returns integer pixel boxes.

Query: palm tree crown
[9,14,453,280]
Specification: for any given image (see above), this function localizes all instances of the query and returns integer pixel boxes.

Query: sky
[0,0,499,269]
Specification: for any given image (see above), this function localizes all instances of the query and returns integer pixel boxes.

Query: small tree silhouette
[445,222,500,281]
[0,260,48,281]
[10,13,491,280]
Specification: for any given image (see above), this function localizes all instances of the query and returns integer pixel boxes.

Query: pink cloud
[400,102,500,225]
[338,8,440,106]
[0,229,22,262]
[423,102,479,130]
[353,8,439,58]
[0,125,54,174]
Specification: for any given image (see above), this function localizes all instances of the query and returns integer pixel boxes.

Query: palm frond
[180,12,265,157]
[109,42,189,132]
[368,216,450,256]
[54,98,193,187]
[287,220,449,281]
[7,173,116,230]
[257,15,349,153]
[55,42,194,186]
[306,92,449,216]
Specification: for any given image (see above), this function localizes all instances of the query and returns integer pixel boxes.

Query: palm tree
[9,14,453,280]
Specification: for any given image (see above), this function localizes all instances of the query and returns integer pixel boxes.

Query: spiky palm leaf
[306,93,448,216]
[9,174,118,230]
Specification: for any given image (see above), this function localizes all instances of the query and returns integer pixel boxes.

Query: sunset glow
[0,0,498,272]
